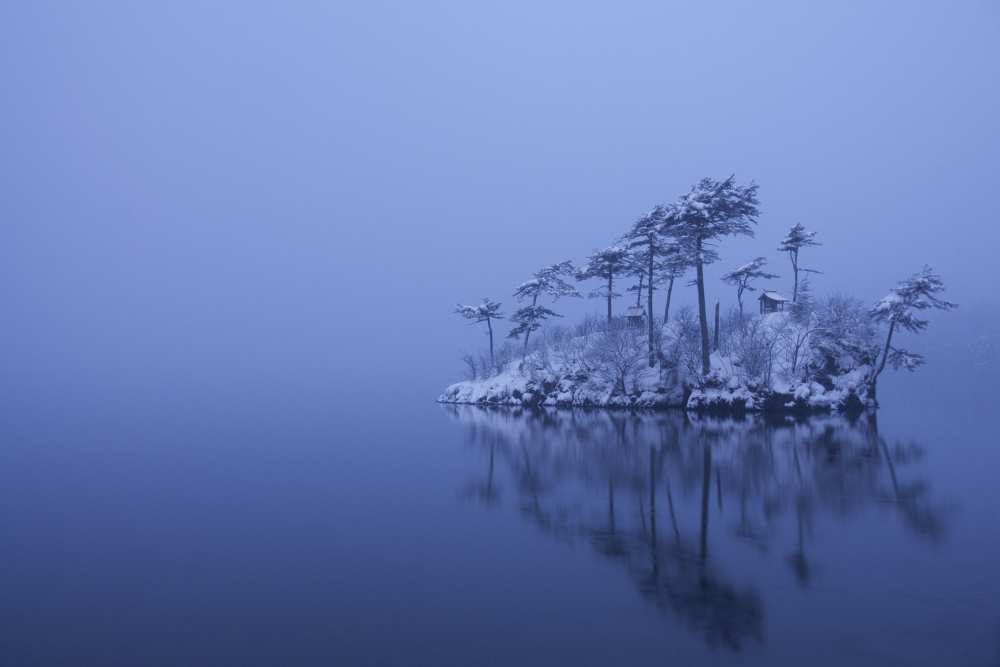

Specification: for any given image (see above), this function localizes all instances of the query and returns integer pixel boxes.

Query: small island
[441,176,955,415]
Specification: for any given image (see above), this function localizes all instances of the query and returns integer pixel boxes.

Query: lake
[0,361,996,666]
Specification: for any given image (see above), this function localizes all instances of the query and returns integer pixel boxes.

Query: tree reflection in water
[447,406,948,652]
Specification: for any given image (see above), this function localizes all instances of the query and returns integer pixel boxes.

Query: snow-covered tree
[508,305,561,361]
[808,294,879,380]
[670,176,761,375]
[626,272,645,307]
[512,261,579,305]
[868,267,956,399]
[576,245,631,323]
[660,244,690,323]
[720,256,778,321]
[592,327,645,395]
[509,261,579,359]
[623,205,674,366]
[455,298,504,369]
[777,223,820,303]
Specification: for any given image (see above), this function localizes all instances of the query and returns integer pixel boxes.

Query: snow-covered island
[442,176,955,415]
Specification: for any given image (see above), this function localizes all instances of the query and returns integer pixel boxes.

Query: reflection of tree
[445,406,948,652]
[460,433,501,506]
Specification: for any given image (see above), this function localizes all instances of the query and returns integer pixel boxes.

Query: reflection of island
[447,407,947,652]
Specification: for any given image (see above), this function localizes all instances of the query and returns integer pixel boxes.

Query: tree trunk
[522,293,538,361]
[869,320,896,398]
[713,300,720,351]
[791,251,799,303]
[648,241,655,367]
[635,274,643,307]
[695,256,711,376]
[606,273,613,323]
[486,317,495,369]
[663,276,674,323]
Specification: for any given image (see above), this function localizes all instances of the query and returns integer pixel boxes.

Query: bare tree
[777,223,820,303]
[670,176,761,375]
[868,266,956,399]
[461,353,478,380]
[455,298,504,369]
[720,257,778,322]
[592,326,646,395]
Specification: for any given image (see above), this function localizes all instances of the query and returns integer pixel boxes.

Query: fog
[3,2,997,400]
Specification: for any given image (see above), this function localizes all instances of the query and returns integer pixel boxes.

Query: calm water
[0,364,997,666]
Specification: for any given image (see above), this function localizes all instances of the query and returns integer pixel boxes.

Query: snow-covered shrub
[808,295,879,381]
[592,327,646,394]
[730,316,781,386]
[461,354,478,380]
[671,306,704,379]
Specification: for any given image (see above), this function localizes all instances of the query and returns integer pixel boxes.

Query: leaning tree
[509,261,579,360]
[777,223,820,303]
[671,176,761,375]
[720,256,779,321]
[455,298,504,369]
[576,245,631,323]
[867,266,956,401]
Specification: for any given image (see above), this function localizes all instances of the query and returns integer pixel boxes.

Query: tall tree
[627,270,645,307]
[454,298,504,369]
[777,223,820,303]
[623,205,673,366]
[867,266,956,400]
[720,257,779,321]
[660,244,690,323]
[509,261,579,359]
[576,245,631,323]
[671,176,761,375]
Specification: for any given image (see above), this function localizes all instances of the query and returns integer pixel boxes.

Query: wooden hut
[625,306,646,328]
[759,291,790,315]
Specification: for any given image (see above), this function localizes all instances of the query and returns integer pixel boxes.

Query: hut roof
[625,306,646,317]
[759,291,790,302]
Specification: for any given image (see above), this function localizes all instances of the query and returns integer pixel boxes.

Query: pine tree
[660,244,690,323]
[622,205,675,366]
[868,266,956,400]
[777,223,820,303]
[576,245,631,323]
[509,261,579,359]
[720,256,779,321]
[670,176,761,375]
[455,298,504,369]
[508,305,561,360]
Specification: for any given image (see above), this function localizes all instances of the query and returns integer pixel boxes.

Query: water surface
[0,367,996,666]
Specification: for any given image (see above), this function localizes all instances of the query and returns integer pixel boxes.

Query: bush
[592,327,646,394]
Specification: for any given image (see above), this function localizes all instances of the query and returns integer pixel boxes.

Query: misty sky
[3,2,998,398]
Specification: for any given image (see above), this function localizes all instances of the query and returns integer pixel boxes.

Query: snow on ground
[440,314,873,414]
